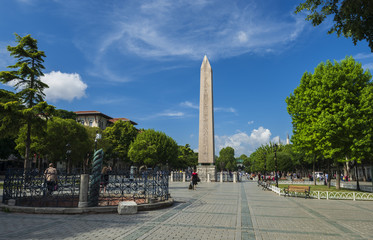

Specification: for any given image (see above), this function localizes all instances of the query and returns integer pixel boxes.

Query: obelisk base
[197,164,216,182]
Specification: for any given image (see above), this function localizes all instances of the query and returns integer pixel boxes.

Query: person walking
[100,166,111,193]
[44,163,58,195]
[191,169,199,190]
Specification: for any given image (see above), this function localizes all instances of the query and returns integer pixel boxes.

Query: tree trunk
[336,167,340,190]
[327,158,331,188]
[361,161,367,182]
[355,162,360,191]
[313,158,316,185]
[24,120,32,169]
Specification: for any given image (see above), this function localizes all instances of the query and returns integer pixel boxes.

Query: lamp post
[273,144,278,187]
[264,152,267,180]
[66,143,71,174]
[94,131,102,152]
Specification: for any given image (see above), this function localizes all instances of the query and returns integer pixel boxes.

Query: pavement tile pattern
[1,180,372,239]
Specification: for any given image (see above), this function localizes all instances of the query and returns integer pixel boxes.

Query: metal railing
[3,169,80,207]
[268,184,373,201]
[98,170,169,206]
[2,169,169,207]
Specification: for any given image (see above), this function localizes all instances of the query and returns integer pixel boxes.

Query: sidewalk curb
[0,198,173,214]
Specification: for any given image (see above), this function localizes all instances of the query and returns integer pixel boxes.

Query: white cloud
[0,42,15,70]
[248,121,254,125]
[158,111,185,117]
[215,126,272,156]
[237,31,248,43]
[214,107,236,113]
[363,63,373,70]
[42,71,87,102]
[94,1,307,61]
[353,53,373,60]
[180,101,199,110]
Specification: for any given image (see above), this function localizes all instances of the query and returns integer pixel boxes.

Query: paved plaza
[0,180,372,240]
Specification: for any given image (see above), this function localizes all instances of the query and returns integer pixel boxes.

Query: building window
[89,120,93,127]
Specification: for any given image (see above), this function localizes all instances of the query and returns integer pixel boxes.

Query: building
[75,111,137,130]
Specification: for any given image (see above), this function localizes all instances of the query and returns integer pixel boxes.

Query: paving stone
[0,181,372,239]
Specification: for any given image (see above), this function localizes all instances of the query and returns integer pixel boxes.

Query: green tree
[128,129,178,168]
[44,118,90,171]
[176,144,198,170]
[54,109,77,120]
[217,147,236,171]
[0,89,24,139]
[103,120,138,168]
[286,57,372,188]
[295,0,373,52]
[0,34,51,169]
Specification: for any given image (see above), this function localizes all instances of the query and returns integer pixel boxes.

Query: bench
[283,185,310,199]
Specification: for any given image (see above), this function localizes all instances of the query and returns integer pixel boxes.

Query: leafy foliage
[103,120,138,165]
[216,147,236,171]
[176,144,198,170]
[128,129,178,168]
[0,34,52,168]
[286,57,372,164]
[295,0,373,52]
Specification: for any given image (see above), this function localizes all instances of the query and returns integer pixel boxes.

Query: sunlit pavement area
[1,180,372,240]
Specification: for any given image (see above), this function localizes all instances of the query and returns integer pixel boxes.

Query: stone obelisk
[197,55,216,182]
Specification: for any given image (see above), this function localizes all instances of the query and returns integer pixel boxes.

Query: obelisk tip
[201,55,211,68]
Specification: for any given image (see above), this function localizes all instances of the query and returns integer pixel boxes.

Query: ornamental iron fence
[98,170,169,206]
[3,168,80,207]
[3,168,169,207]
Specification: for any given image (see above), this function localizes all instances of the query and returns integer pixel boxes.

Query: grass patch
[278,184,360,193]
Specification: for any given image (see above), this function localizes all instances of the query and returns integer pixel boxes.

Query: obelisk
[197,55,216,182]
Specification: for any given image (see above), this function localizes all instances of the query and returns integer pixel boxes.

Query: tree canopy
[295,0,373,52]
[216,147,236,171]
[0,34,53,169]
[103,120,138,167]
[128,129,178,168]
[286,57,372,163]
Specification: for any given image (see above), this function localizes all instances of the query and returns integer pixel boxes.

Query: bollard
[182,172,186,182]
[78,174,89,208]
[207,173,210,182]
[233,172,237,183]
[220,172,223,183]
[170,171,173,182]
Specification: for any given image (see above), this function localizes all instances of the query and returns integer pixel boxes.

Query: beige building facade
[75,111,137,130]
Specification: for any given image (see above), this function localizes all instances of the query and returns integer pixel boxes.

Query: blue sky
[1,0,372,157]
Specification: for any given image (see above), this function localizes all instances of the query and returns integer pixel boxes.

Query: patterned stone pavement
[0,180,372,240]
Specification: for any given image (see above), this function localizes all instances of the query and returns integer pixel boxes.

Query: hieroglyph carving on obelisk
[198,55,215,164]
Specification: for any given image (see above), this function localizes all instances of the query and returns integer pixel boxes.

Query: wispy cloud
[158,112,185,117]
[363,63,373,71]
[53,1,308,82]
[214,107,237,114]
[248,120,254,125]
[180,101,199,110]
[100,1,307,60]
[353,53,373,60]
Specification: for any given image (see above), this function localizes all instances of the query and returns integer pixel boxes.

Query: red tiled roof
[109,118,138,125]
[74,111,112,120]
